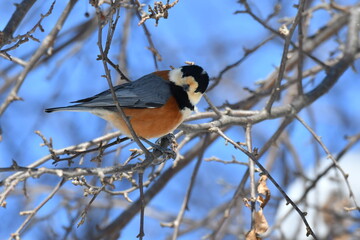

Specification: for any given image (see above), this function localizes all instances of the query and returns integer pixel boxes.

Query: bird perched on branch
[45,65,209,139]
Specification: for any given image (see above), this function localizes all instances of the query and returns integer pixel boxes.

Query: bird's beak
[182,84,190,92]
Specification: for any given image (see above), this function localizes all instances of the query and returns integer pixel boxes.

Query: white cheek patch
[187,91,202,106]
[169,68,183,84]
[181,107,193,119]
[185,76,199,93]
[169,68,203,106]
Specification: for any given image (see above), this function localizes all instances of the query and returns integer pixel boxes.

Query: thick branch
[0,0,36,48]
[0,0,78,116]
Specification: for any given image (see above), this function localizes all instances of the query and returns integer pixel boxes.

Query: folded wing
[45,73,171,113]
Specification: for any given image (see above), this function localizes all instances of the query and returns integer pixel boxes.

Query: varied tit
[45,65,209,139]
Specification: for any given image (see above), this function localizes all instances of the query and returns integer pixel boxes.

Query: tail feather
[44,106,90,113]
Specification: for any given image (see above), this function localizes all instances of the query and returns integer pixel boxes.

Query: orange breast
[104,96,183,139]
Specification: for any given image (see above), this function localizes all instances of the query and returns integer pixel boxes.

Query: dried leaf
[254,208,269,234]
[257,175,271,208]
[243,197,251,208]
[245,229,260,240]
[257,175,269,195]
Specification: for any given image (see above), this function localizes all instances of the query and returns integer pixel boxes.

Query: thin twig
[297,2,305,95]
[203,93,222,118]
[94,133,219,239]
[0,0,37,48]
[117,8,134,83]
[269,132,360,236]
[213,127,318,239]
[209,116,294,239]
[95,4,150,156]
[208,35,274,91]
[246,124,256,229]
[137,171,145,239]
[77,185,105,227]
[230,3,350,111]
[170,134,208,240]
[0,0,77,116]
[9,178,65,240]
[0,131,121,205]
[265,0,308,112]
[295,115,360,211]
[132,0,161,69]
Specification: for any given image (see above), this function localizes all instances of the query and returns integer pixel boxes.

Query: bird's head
[169,65,209,106]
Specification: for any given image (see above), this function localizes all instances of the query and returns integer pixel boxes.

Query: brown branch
[1,1,55,53]
[265,0,308,112]
[0,0,78,116]
[95,4,150,156]
[136,171,145,239]
[213,128,319,239]
[0,131,122,206]
[229,9,350,110]
[246,124,256,229]
[132,0,161,69]
[269,132,360,236]
[297,1,305,95]
[1,15,97,77]
[300,133,360,205]
[209,116,294,239]
[295,115,360,211]
[0,0,36,48]
[208,35,274,92]
[117,9,133,83]
[169,135,208,240]
[93,133,219,239]
[77,185,105,227]
[180,14,359,134]
[9,178,65,239]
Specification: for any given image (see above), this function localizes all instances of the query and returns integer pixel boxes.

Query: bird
[45,65,209,139]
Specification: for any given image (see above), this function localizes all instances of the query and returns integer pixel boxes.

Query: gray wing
[45,74,171,113]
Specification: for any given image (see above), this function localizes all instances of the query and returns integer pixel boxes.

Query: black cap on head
[181,65,209,93]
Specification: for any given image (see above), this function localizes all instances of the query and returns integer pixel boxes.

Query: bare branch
[0,0,37,48]
[9,178,65,240]
[0,0,77,116]
[265,0,308,112]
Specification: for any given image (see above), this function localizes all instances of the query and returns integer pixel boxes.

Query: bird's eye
[183,84,190,91]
